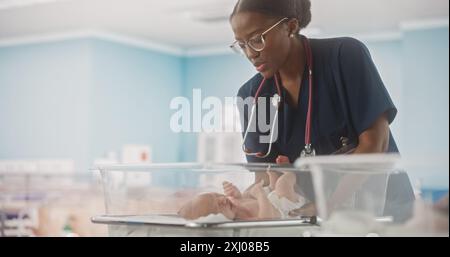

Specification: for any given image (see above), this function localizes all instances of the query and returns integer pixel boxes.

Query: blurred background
[0,0,448,236]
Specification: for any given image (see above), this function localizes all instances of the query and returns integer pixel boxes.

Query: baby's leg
[223,181,242,198]
[255,194,281,220]
[274,172,300,203]
[267,171,282,191]
[247,181,281,219]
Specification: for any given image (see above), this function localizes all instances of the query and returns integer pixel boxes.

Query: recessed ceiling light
[170,0,234,24]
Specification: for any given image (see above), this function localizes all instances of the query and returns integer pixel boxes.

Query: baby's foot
[223,181,242,199]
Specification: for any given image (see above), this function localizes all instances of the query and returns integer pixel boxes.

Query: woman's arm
[290,113,391,217]
[327,112,390,210]
[354,112,390,154]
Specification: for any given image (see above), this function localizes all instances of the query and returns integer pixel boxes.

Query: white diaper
[267,192,306,218]
[192,213,232,223]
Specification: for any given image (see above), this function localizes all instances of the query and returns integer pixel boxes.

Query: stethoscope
[242,36,316,159]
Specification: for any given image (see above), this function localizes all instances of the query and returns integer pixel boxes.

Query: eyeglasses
[230,17,289,55]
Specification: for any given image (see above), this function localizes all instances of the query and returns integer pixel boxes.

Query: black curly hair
[230,0,311,29]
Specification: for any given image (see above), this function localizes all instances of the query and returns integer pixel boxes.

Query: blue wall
[0,39,92,170]
[180,54,254,161]
[0,38,184,171]
[89,39,183,164]
[0,26,448,189]
[401,27,449,189]
[402,28,449,158]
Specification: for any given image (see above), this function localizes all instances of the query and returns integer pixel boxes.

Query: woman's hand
[289,202,317,217]
[276,155,290,164]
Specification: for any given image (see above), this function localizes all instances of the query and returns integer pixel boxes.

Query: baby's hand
[249,180,266,199]
[223,181,242,199]
[228,197,253,219]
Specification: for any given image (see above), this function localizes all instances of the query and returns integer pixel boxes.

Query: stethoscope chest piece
[300,144,316,157]
[272,94,281,107]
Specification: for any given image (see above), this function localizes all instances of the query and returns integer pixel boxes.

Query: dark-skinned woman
[230,0,414,222]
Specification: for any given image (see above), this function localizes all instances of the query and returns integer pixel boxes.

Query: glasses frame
[230,17,289,55]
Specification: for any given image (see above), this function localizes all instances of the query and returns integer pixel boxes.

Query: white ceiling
[0,0,448,49]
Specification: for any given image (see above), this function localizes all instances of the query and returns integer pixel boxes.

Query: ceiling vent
[171,0,235,24]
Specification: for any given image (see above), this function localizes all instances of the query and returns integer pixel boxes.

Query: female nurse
[229,0,415,222]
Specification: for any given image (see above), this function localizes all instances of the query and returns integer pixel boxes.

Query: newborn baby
[178,171,307,220]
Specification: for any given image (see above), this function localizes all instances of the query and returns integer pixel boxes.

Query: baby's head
[178,192,235,220]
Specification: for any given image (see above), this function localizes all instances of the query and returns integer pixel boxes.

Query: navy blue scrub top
[238,37,398,163]
[237,37,414,222]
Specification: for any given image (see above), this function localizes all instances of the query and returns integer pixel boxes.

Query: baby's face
[178,193,236,220]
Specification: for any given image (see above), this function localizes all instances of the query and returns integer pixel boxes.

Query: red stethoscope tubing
[249,36,313,154]
[303,36,313,146]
